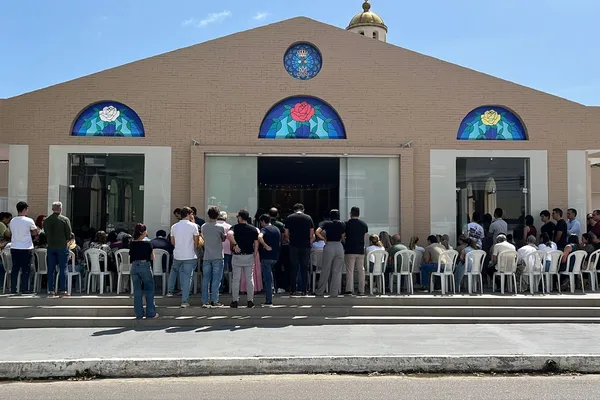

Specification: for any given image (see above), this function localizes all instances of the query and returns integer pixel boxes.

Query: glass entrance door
[205,156,257,224]
[339,157,400,234]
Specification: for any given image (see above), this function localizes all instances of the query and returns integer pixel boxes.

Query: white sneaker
[201,303,209,308]
[277,288,286,294]
[166,292,174,297]
[181,302,190,308]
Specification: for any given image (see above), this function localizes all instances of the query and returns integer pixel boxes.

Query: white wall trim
[8,145,29,213]
[430,150,548,245]
[568,150,588,232]
[48,145,172,235]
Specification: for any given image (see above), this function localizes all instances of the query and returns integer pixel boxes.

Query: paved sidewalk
[2,324,600,378]
[2,323,599,360]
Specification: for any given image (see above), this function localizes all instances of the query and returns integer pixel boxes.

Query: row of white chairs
[1,248,173,296]
[309,247,600,296]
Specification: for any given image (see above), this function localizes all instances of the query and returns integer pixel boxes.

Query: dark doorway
[258,157,339,223]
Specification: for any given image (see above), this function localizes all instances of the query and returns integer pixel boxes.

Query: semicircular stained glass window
[72,101,145,137]
[259,96,346,139]
[457,106,527,140]
[283,43,322,80]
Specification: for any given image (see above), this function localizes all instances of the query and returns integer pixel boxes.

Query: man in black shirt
[151,230,174,272]
[552,208,568,250]
[344,206,369,295]
[540,210,556,243]
[268,207,287,294]
[284,203,314,295]
[191,207,206,228]
[229,210,258,308]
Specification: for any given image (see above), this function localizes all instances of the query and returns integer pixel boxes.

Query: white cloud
[181,18,195,27]
[199,10,232,26]
[253,12,270,21]
[181,11,232,27]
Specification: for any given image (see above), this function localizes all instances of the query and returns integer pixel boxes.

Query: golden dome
[347,1,387,32]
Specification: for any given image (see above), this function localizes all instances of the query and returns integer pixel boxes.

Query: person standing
[217,211,232,293]
[9,201,38,294]
[191,207,206,228]
[315,209,346,296]
[129,223,158,319]
[343,206,369,295]
[552,208,568,250]
[258,214,281,306]
[566,208,581,237]
[167,207,201,308]
[200,206,226,308]
[43,201,72,296]
[284,203,314,296]
[467,212,485,249]
[488,208,508,242]
[230,210,259,308]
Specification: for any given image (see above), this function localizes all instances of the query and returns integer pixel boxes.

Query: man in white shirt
[488,208,508,242]
[167,207,201,308]
[9,201,38,294]
[567,208,581,237]
[467,212,485,249]
[517,235,538,266]
[485,234,516,282]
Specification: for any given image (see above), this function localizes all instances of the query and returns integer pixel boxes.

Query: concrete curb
[2,355,600,379]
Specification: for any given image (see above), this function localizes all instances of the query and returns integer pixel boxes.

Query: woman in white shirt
[365,234,385,273]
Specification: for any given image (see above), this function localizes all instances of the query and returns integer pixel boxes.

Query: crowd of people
[2,200,600,319]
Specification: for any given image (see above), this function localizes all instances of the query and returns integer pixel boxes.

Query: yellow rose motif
[480,110,501,126]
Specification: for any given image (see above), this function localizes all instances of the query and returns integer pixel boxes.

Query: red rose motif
[290,102,315,122]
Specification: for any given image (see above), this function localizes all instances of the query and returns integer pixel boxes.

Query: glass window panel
[456,157,529,239]
[340,157,399,234]
[205,156,257,224]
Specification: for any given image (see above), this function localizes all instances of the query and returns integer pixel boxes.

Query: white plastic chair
[464,250,486,294]
[153,249,170,295]
[545,250,563,292]
[85,248,113,294]
[33,248,48,293]
[310,248,325,294]
[61,250,83,295]
[366,249,388,295]
[412,249,423,287]
[493,250,518,294]
[430,250,458,295]
[521,250,546,294]
[1,248,15,294]
[115,249,132,295]
[392,249,415,294]
[560,250,587,293]
[584,249,600,292]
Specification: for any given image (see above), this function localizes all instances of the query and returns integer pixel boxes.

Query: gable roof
[5,17,588,109]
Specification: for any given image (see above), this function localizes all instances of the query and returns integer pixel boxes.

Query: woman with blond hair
[365,234,385,273]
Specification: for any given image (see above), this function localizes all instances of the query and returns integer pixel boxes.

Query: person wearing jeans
[9,201,38,294]
[201,206,226,307]
[258,214,281,305]
[167,207,201,308]
[43,201,72,295]
[129,223,158,319]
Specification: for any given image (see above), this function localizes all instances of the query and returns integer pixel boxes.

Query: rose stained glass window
[457,106,527,140]
[72,101,145,137]
[283,43,322,80]
[259,96,346,139]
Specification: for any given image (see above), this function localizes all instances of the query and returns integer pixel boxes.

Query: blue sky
[1,0,598,104]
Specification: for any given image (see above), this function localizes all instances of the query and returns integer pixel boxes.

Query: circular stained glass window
[283,43,322,80]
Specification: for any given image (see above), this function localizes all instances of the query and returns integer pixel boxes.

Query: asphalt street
[2,374,600,400]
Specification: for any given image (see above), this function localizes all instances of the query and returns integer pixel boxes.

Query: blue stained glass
[72,101,145,137]
[283,43,322,80]
[457,106,527,140]
[259,96,346,140]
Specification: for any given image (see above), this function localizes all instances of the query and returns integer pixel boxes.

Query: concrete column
[8,145,29,213]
